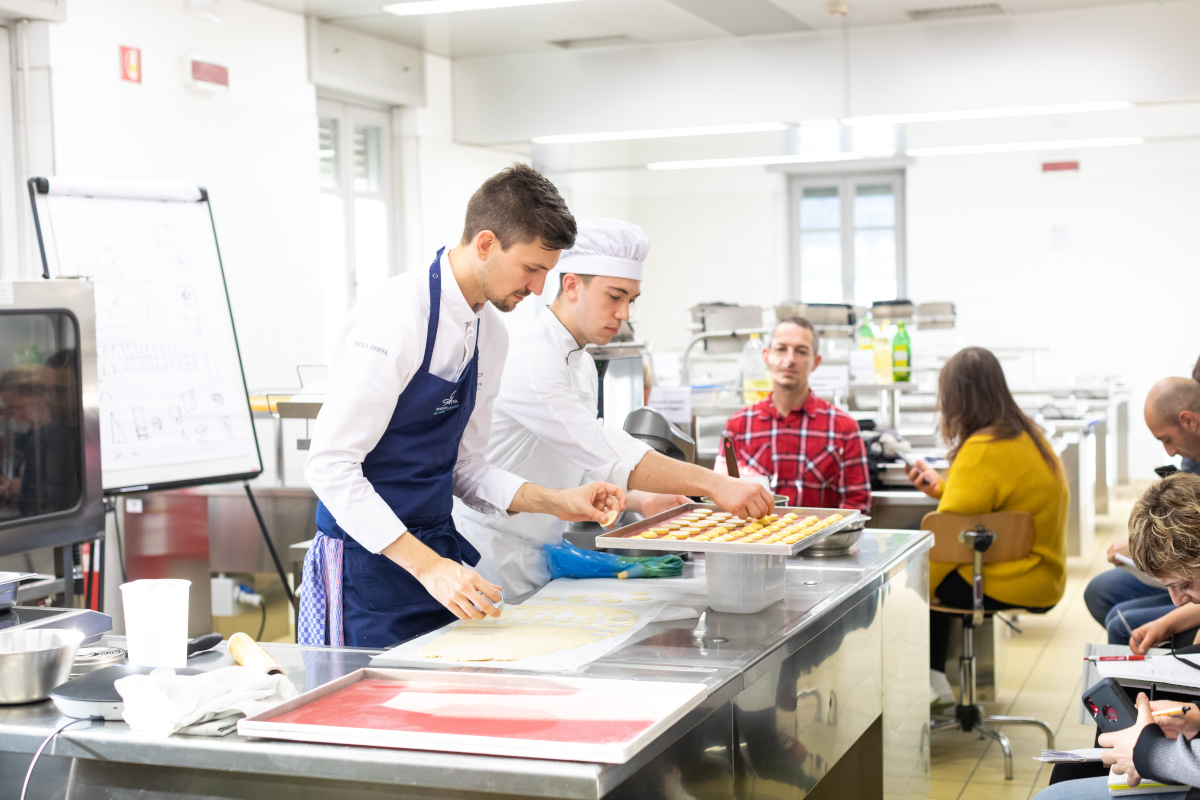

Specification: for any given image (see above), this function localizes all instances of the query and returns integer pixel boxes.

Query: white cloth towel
[115,666,298,737]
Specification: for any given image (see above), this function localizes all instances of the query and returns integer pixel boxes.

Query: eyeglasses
[1170,641,1200,673]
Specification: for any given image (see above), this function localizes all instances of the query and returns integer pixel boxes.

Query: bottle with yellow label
[892,322,911,382]
[741,334,772,405]
[872,320,893,383]
[856,314,874,351]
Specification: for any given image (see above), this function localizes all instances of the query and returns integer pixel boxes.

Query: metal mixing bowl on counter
[799,516,870,557]
[0,628,86,704]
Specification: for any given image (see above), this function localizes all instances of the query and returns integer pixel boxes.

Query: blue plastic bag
[544,541,683,580]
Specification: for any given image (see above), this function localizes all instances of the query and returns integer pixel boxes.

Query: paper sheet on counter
[371,576,707,673]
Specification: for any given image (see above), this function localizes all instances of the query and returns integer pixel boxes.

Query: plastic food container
[705,552,786,613]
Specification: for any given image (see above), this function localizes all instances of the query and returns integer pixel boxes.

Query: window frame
[316,97,394,311]
[787,170,907,305]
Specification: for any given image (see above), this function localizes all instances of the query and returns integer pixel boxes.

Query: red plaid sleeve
[835,414,871,512]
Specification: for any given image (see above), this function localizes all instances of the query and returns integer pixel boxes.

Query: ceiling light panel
[533,122,789,144]
[384,0,582,17]
[647,153,864,170]
[844,100,1132,126]
[907,136,1144,156]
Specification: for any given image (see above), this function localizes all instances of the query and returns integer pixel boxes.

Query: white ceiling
[252,0,1182,59]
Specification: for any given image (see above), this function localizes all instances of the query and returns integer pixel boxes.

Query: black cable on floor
[21,717,101,800]
[243,482,297,612]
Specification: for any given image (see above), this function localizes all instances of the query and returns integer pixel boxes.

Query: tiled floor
[929,487,1144,799]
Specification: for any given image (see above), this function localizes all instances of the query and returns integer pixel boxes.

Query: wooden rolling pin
[228,632,285,676]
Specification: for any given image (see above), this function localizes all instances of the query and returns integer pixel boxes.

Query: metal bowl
[0,628,86,704]
[800,516,870,557]
[699,494,790,507]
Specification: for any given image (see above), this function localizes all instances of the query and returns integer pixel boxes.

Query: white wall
[47,0,323,389]
[452,1,1200,144]
[447,0,1200,480]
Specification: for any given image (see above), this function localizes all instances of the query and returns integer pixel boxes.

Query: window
[789,172,906,306]
[316,99,393,326]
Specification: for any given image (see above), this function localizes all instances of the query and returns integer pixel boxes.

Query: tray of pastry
[593,503,863,556]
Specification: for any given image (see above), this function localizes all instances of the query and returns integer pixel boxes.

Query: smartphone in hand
[1082,677,1139,731]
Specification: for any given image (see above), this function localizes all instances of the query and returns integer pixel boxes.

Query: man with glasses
[454,218,774,597]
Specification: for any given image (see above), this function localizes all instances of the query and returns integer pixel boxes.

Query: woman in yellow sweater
[905,347,1069,701]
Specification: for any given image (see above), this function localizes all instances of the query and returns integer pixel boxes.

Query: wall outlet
[211,576,235,617]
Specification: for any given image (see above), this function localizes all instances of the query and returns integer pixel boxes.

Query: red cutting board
[238,668,707,764]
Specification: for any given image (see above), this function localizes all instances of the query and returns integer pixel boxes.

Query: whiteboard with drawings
[29,177,262,493]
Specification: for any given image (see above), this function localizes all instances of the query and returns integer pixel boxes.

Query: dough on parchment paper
[419,604,637,662]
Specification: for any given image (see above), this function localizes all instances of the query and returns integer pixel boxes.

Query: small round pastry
[640,531,659,539]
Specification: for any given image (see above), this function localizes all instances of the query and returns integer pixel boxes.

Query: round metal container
[699,494,789,507]
[0,629,86,704]
[801,517,870,557]
[70,645,127,678]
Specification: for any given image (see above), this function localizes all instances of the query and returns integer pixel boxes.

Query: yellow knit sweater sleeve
[937,437,999,516]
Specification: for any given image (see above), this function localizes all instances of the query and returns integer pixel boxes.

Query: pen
[1153,706,1192,719]
[1115,608,1135,639]
[1084,655,1148,662]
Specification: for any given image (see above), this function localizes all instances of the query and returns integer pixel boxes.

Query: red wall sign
[190,59,229,88]
[1042,161,1080,172]
[120,46,141,84]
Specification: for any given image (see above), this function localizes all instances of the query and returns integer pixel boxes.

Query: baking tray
[593,504,862,556]
[238,667,707,764]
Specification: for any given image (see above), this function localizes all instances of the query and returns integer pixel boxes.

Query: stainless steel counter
[0,529,932,800]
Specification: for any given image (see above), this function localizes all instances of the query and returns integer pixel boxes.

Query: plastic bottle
[740,334,771,405]
[872,320,893,383]
[856,314,874,351]
[893,322,911,382]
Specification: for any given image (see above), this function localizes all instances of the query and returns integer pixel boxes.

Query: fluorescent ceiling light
[533,122,788,145]
[646,153,863,171]
[907,136,1144,156]
[385,0,580,16]
[845,100,1132,126]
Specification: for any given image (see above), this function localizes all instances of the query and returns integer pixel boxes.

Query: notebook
[1036,747,1106,763]
[1108,766,1189,796]
[1098,655,1200,690]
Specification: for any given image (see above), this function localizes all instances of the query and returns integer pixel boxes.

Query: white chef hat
[557,218,649,281]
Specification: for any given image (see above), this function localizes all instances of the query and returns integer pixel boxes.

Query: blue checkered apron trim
[297,530,344,646]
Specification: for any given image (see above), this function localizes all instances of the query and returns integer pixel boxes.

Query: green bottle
[892,322,911,382]
[856,314,874,351]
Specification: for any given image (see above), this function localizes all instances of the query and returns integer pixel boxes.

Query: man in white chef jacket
[454,218,775,598]
[301,167,626,648]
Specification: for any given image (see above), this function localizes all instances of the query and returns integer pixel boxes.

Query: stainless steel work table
[0,529,932,800]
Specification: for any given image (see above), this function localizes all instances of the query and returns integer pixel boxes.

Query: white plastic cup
[120,579,191,668]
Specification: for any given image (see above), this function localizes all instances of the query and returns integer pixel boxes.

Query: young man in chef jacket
[301,166,626,649]
[454,218,775,598]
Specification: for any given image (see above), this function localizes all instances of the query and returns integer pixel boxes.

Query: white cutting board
[371,576,705,673]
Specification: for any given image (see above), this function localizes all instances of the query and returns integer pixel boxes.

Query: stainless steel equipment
[0,628,85,703]
[0,572,34,612]
[622,407,694,463]
[588,342,646,423]
[804,515,870,556]
[0,606,112,642]
[595,503,863,557]
[0,281,103,562]
[689,303,763,354]
[774,302,856,338]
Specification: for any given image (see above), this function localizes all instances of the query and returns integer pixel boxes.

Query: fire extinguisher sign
[120,46,141,84]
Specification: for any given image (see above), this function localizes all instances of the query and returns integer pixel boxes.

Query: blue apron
[299,250,483,649]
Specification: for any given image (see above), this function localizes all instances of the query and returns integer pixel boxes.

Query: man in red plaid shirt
[716,317,871,512]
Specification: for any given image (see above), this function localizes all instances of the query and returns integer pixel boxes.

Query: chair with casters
[924,510,1056,780]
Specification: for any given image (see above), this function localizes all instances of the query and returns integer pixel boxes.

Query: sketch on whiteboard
[152,224,176,247]
[110,414,127,444]
[45,193,257,478]
[101,343,197,374]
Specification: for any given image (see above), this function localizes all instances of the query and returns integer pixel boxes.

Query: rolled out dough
[419,604,637,662]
